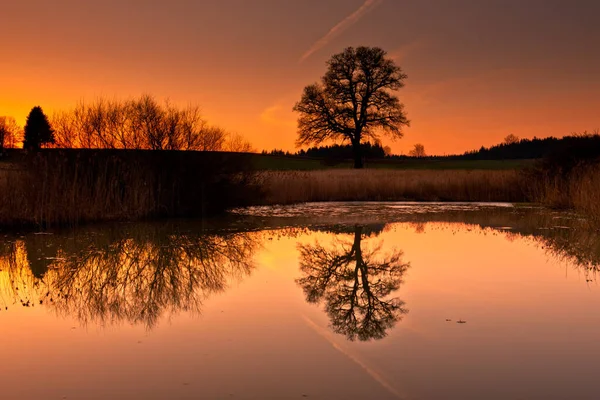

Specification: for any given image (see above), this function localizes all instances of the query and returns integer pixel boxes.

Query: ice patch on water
[231,201,514,218]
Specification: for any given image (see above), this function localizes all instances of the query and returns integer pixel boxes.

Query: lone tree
[293,46,409,168]
[503,134,520,145]
[24,106,54,150]
[409,143,426,158]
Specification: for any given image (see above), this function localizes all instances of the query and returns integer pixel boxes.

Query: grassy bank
[257,169,526,204]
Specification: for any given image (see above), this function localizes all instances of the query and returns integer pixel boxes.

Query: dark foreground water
[1,203,599,400]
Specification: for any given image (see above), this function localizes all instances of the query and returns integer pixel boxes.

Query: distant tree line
[300,141,388,159]
[455,132,600,161]
[262,141,389,159]
[261,132,600,162]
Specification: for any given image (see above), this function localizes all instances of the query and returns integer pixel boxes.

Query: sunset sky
[1,0,599,154]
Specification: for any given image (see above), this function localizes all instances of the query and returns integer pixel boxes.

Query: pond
[1,203,599,400]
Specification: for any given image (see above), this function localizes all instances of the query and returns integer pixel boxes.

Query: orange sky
[1,0,599,155]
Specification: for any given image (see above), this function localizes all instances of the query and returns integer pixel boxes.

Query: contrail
[300,0,384,62]
[301,314,408,399]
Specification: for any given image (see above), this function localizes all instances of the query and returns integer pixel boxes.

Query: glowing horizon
[1,0,599,155]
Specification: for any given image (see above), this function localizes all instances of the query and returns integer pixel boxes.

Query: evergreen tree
[24,106,54,150]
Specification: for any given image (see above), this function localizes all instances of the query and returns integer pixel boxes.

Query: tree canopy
[293,46,409,168]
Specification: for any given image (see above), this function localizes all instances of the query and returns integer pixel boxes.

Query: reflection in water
[3,205,600,400]
[404,209,600,276]
[0,223,258,328]
[297,225,410,341]
[236,203,600,277]
[1,205,600,338]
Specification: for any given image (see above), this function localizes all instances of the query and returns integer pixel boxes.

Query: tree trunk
[352,139,364,169]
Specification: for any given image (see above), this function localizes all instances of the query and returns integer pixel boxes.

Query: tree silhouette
[0,116,21,152]
[409,143,426,158]
[503,134,520,145]
[293,47,409,169]
[24,106,54,150]
[297,225,410,341]
[51,95,254,151]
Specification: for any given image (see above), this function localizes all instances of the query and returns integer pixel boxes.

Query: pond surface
[1,203,599,400]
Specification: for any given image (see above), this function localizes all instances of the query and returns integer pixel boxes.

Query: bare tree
[224,132,255,153]
[51,95,254,152]
[0,116,22,151]
[293,46,409,168]
[503,133,520,145]
[409,143,426,158]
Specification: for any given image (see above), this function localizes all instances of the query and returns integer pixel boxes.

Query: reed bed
[526,164,600,222]
[258,169,527,204]
[2,152,600,229]
[0,150,259,229]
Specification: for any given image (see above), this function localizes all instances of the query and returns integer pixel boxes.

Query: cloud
[260,104,296,128]
[389,38,429,62]
[300,0,384,62]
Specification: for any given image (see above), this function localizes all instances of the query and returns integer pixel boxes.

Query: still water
[1,203,599,400]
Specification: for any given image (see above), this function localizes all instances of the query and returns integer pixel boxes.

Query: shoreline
[1,151,598,230]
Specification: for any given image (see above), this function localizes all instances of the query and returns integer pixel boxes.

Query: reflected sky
[1,206,600,399]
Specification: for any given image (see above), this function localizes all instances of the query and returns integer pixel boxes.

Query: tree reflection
[0,223,258,329]
[297,225,409,341]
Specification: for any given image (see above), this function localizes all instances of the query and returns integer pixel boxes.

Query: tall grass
[0,149,259,229]
[258,169,526,204]
[2,150,599,229]
[525,164,600,222]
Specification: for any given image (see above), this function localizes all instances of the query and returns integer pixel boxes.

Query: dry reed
[526,164,600,222]
[258,169,527,204]
[3,154,600,229]
[0,150,259,229]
